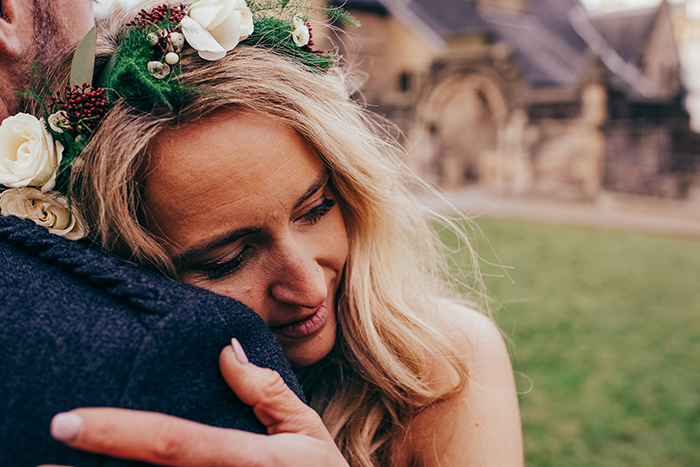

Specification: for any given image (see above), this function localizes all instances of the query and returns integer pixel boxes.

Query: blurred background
[97,0,700,465]
[323,1,700,465]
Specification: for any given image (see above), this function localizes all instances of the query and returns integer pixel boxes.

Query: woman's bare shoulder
[432,300,505,357]
[404,299,524,467]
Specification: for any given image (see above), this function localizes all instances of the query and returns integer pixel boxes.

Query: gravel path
[416,186,700,238]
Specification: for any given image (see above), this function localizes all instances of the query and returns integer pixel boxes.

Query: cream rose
[181,0,254,61]
[0,187,84,240]
[0,113,64,192]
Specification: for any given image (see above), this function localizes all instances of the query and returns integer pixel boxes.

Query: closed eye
[197,245,254,280]
[297,197,337,225]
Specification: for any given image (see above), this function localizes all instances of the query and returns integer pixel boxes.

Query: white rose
[0,113,64,193]
[0,187,85,240]
[292,15,310,47]
[181,0,254,61]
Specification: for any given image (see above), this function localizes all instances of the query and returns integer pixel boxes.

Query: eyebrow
[175,170,330,267]
[293,171,329,210]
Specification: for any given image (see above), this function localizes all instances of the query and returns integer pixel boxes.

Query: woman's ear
[0,0,23,58]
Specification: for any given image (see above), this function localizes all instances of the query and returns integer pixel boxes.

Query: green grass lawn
[441,218,700,467]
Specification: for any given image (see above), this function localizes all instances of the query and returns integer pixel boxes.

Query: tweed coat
[0,215,304,466]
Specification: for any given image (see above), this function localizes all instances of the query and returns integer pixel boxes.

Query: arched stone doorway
[415,73,509,190]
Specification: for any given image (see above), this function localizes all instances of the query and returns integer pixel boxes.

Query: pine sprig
[240,0,357,70]
[247,0,295,14]
[246,0,358,27]
[14,63,54,116]
[241,16,334,69]
[323,6,359,27]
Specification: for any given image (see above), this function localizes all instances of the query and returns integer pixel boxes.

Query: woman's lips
[272,303,330,339]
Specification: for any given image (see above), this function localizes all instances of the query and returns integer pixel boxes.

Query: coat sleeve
[0,215,303,467]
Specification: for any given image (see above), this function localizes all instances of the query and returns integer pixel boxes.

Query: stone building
[336,0,699,200]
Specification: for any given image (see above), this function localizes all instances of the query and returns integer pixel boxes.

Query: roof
[344,0,489,37]
[400,0,490,37]
[339,0,388,14]
[482,10,589,87]
[529,0,589,53]
[353,0,590,86]
[480,0,592,87]
[347,0,670,93]
[587,7,657,64]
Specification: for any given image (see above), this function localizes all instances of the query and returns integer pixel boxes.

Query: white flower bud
[165,52,180,65]
[292,14,310,47]
[148,32,161,46]
[48,111,69,134]
[170,31,185,53]
[147,61,170,79]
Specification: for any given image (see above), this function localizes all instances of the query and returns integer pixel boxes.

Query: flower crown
[0,0,356,240]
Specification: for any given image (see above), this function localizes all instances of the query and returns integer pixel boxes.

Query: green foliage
[242,16,335,70]
[246,0,293,14]
[52,134,82,198]
[246,0,359,27]
[13,64,80,198]
[14,63,53,116]
[322,5,359,27]
[242,0,357,70]
[441,218,700,466]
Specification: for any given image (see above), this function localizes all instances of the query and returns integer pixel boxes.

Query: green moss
[103,26,198,111]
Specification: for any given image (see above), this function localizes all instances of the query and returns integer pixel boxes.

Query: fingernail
[50,412,83,442]
[231,338,249,365]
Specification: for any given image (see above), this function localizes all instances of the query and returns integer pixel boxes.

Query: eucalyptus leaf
[70,26,97,87]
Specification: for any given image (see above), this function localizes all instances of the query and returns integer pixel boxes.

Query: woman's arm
[398,304,524,467]
[41,339,349,467]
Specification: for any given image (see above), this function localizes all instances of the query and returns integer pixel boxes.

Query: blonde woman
[30,1,523,466]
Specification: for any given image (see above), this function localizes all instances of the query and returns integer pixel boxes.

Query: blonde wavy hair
[44,4,480,466]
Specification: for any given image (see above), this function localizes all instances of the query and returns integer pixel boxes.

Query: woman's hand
[40,339,349,467]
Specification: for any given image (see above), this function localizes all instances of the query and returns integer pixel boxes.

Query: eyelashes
[201,196,337,280]
[299,197,337,225]
[203,245,253,280]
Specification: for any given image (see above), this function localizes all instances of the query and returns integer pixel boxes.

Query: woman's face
[143,110,348,367]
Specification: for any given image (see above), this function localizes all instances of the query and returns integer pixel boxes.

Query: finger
[222,339,330,439]
[50,408,265,467]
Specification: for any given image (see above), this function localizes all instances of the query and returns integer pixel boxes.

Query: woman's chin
[279,331,337,368]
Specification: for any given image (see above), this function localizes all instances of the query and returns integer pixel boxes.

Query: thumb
[221,339,330,440]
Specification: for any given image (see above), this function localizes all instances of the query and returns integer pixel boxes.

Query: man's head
[0,0,94,119]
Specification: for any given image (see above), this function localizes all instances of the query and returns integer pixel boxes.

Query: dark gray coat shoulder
[0,216,303,467]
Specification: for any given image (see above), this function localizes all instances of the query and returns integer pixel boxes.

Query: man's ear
[0,0,22,58]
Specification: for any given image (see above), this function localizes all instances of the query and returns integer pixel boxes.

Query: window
[398,72,412,92]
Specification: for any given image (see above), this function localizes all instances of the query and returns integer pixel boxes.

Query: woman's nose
[269,239,327,308]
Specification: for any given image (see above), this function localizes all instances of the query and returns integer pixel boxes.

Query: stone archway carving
[420,73,509,123]
[409,73,510,189]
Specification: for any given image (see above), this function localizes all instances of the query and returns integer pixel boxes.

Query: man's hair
[3,0,74,115]
[31,0,70,72]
